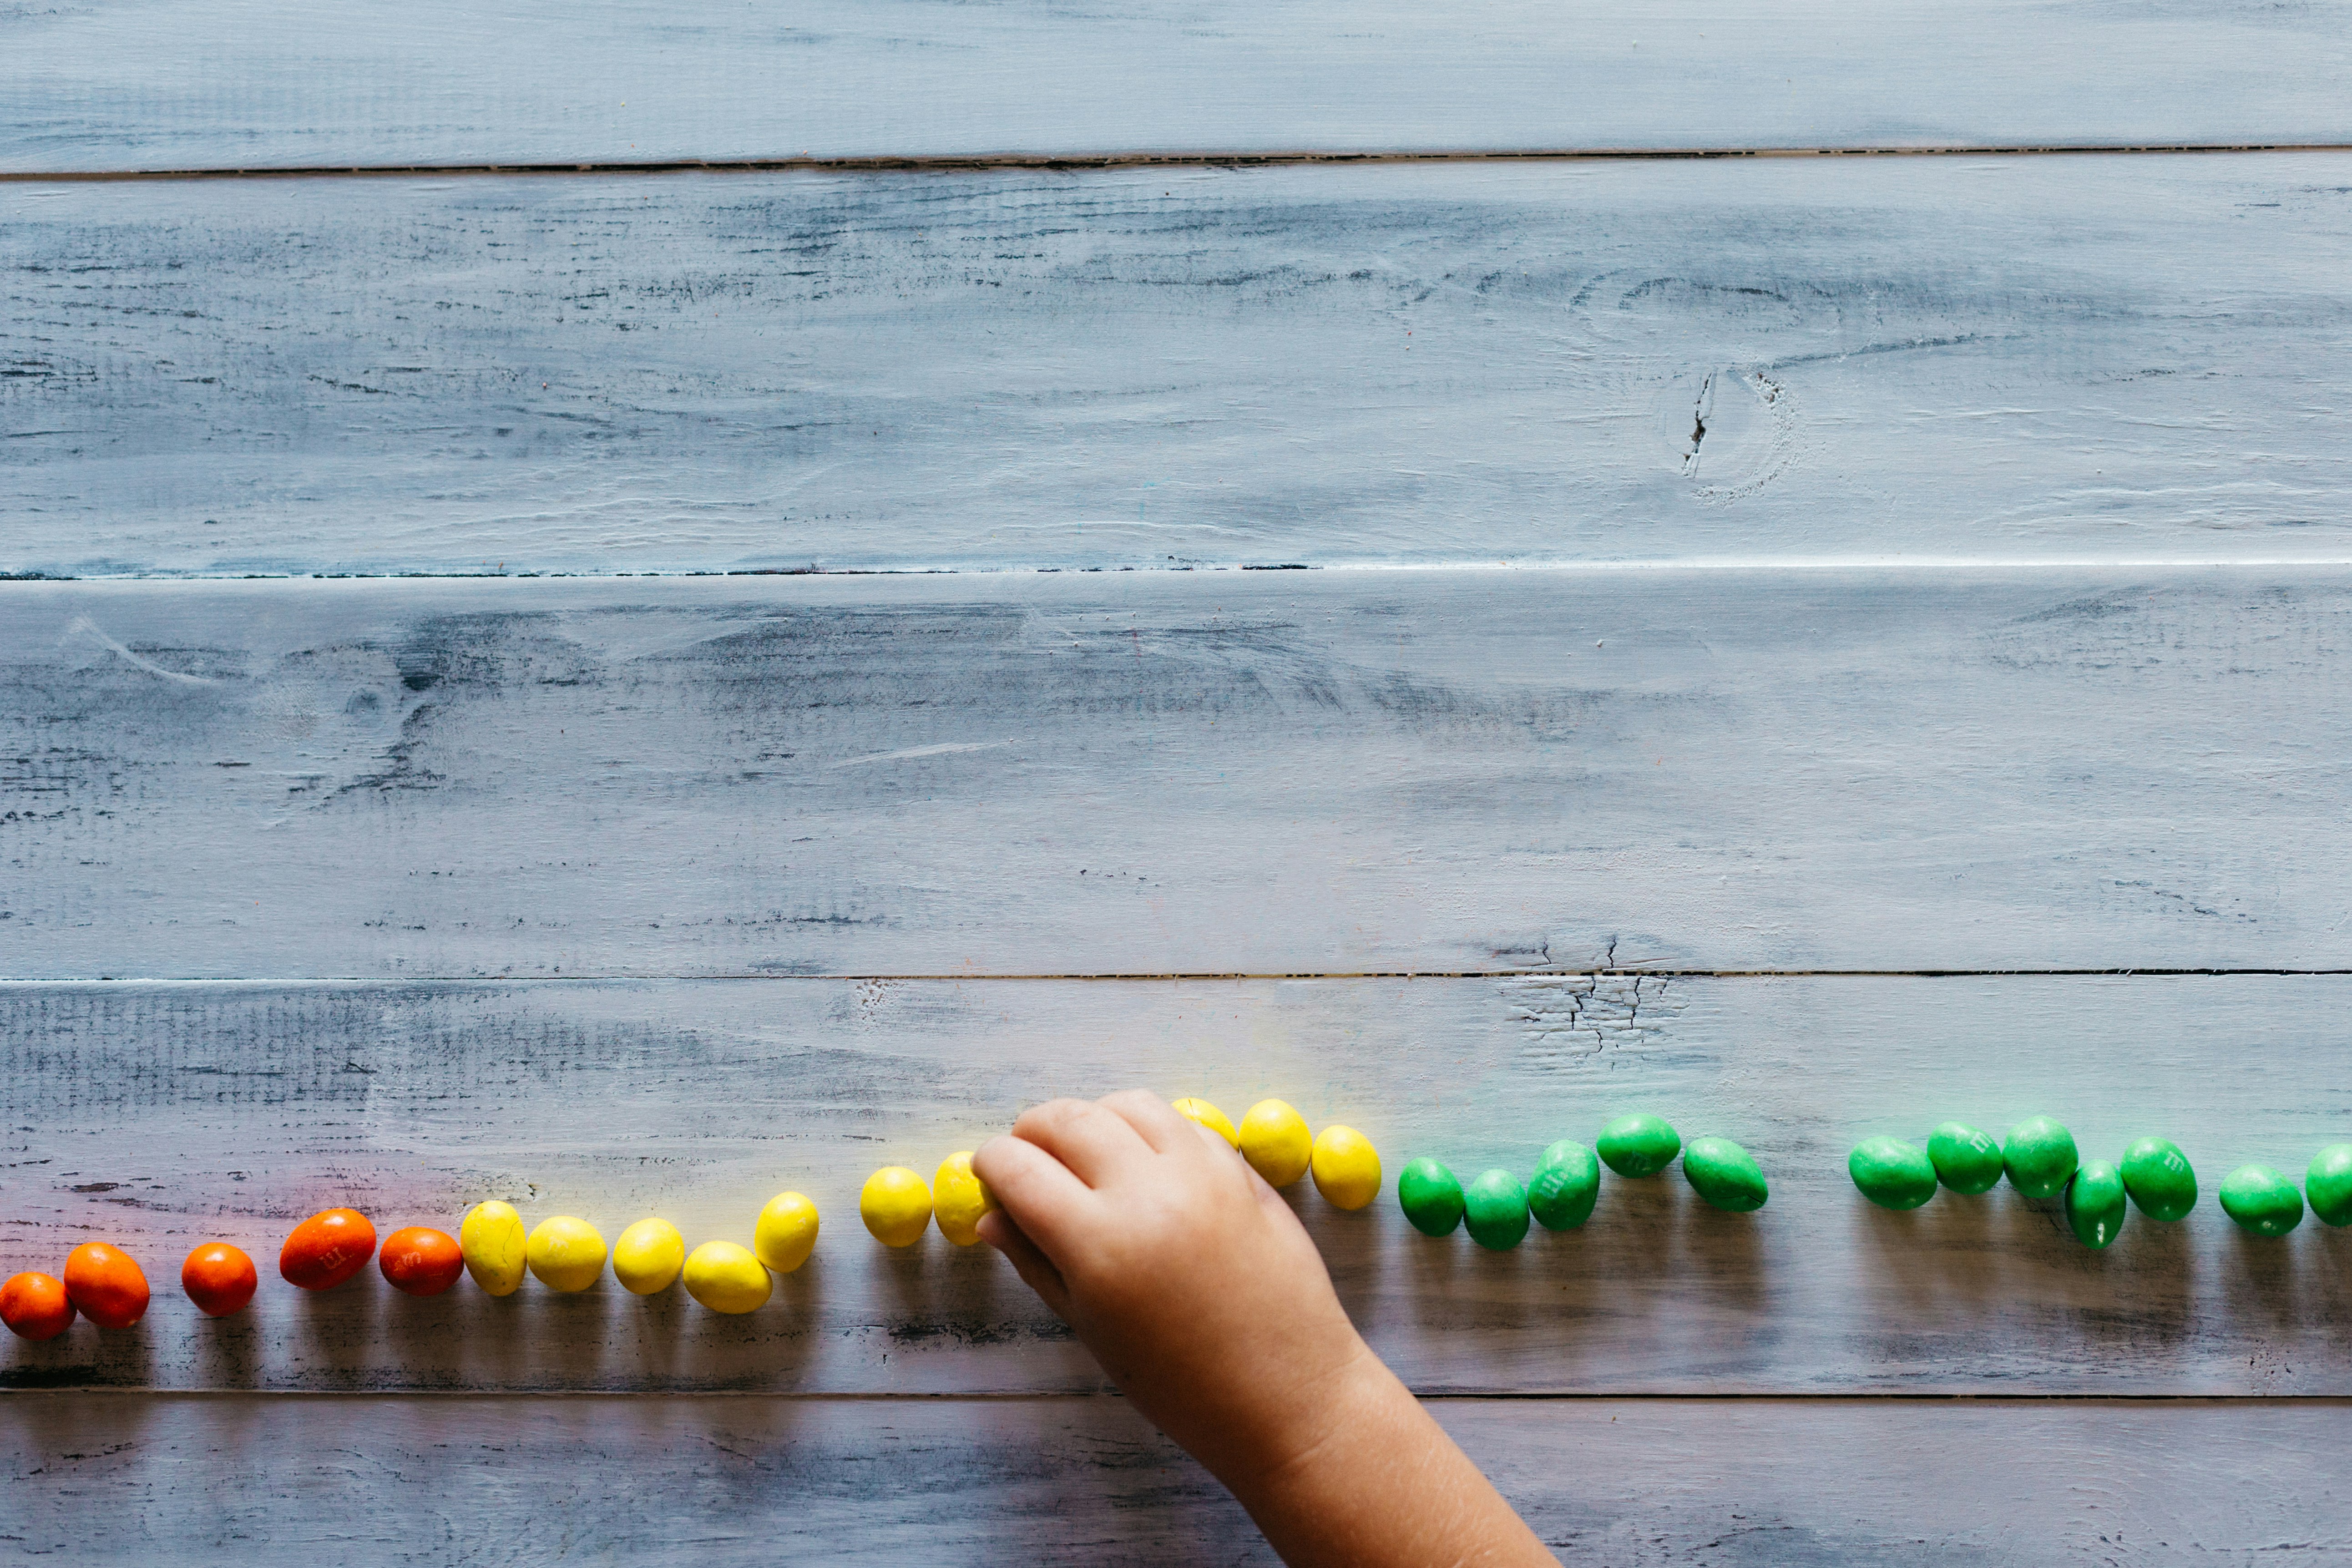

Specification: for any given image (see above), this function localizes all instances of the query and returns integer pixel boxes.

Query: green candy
[2119,1137,2197,1222]
[1597,1113,1681,1178]
[1462,1169,1532,1251]
[2064,1160,2128,1249]
[1927,1122,2004,1195]
[2307,1145,2352,1229]
[1528,1140,1600,1231]
[2218,1164,2304,1237]
[1397,1158,1466,1238]
[2002,1116,2079,1201]
[1682,1136,1767,1213]
[1849,1136,1937,1210]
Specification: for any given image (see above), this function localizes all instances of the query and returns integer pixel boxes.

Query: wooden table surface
[5,6,2351,1561]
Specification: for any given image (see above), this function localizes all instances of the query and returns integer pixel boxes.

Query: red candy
[182,1242,259,1318]
[378,1227,465,1297]
[280,1209,378,1290]
[1,1272,76,1340]
[62,1243,151,1330]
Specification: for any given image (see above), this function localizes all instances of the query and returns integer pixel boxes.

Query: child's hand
[973,1091,1366,1477]
[975,1092,1555,1568]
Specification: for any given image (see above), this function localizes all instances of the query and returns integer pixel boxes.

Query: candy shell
[378,1228,465,1298]
[181,1243,258,1317]
[611,1219,686,1295]
[1683,1136,1768,1213]
[2002,1117,2079,1201]
[1462,1169,1531,1252]
[1849,1137,1938,1211]
[1927,1122,2004,1195]
[1238,1100,1313,1188]
[63,1242,149,1329]
[2306,1144,2352,1229]
[525,1216,607,1291]
[0,1272,74,1340]
[459,1200,528,1297]
[861,1167,933,1248]
[754,1191,822,1274]
[2119,1137,2197,1222]
[683,1240,771,1314]
[1172,1098,1240,1148]
[1309,1126,1382,1211]
[2065,1160,2128,1249]
[1528,1140,1600,1231]
[281,1209,377,1291]
[1397,1158,1466,1237]
[1597,1113,1681,1178]
[934,1153,998,1246]
[2219,1164,2304,1237]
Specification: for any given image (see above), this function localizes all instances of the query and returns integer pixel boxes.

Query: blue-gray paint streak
[1,569,2347,977]
[4,159,2350,577]
[4,0,2351,170]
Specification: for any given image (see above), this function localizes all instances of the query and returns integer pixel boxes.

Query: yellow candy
[1310,1125,1383,1210]
[458,1199,528,1297]
[1239,1099,1313,1188]
[682,1241,771,1314]
[933,1152,998,1247]
[860,1166,932,1248]
[611,1218,685,1295]
[753,1190,821,1275]
[1172,1098,1241,1148]
[525,1215,608,1292]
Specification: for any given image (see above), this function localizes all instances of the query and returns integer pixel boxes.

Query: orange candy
[280,1209,378,1291]
[62,1243,151,1330]
[181,1243,259,1318]
[1,1272,76,1340]
[378,1227,465,1297]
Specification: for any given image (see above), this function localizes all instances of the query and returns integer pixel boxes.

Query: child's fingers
[1010,1096,1156,1189]
[1188,1118,1241,1156]
[1097,1088,1206,1156]
[972,1129,1098,1249]
[1246,1156,1310,1230]
[976,1209,1072,1320]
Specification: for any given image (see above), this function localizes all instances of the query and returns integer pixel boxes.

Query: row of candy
[1378,1114,1766,1251]
[0,1099,1365,1339]
[1848,1118,2352,1243]
[0,1188,824,1340]
[2,1169,873,1339]
[16,1099,2339,1340]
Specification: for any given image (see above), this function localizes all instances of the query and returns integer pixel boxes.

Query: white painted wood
[6,158,2351,578]
[5,568,2352,978]
[3,975,2347,1394]
[4,1394,2346,1564]
[5,0,2351,172]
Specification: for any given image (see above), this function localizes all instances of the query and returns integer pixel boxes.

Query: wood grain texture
[6,568,2352,978]
[7,158,2351,578]
[6,0,2352,171]
[8,1393,2348,1565]
[3,975,2347,1394]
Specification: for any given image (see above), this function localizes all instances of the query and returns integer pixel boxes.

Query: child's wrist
[1217,1341,1412,1516]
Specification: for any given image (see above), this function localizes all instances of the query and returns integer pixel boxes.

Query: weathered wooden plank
[3,975,2347,1395]
[6,0,2352,172]
[5,568,2352,978]
[7,158,2351,578]
[5,1394,2346,1565]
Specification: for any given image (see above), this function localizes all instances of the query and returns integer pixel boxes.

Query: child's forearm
[1218,1351,1556,1568]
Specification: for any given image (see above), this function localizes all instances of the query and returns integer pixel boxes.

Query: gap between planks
[16,558,2352,585]
[7,1390,2350,1406]
[7,969,2352,985]
[9,142,2352,183]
